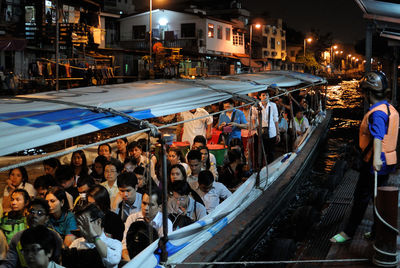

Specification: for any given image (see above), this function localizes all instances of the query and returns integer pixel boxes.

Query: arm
[373,138,383,171]
[111,192,123,212]
[206,123,212,140]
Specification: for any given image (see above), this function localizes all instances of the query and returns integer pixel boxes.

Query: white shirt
[167,196,207,222]
[3,182,36,197]
[181,108,213,146]
[122,211,173,250]
[69,232,122,268]
[256,101,279,138]
[101,180,119,204]
[293,116,310,135]
[195,182,232,214]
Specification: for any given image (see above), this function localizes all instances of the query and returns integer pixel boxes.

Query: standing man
[218,99,248,146]
[256,91,280,163]
[330,71,399,243]
[178,108,213,146]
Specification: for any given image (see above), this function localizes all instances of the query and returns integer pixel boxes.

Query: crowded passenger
[196,170,232,214]
[101,162,120,204]
[292,109,310,148]
[45,187,77,247]
[217,99,248,146]
[219,149,251,191]
[167,148,190,175]
[87,185,124,241]
[43,158,61,179]
[198,146,218,179]
[125,221,158,260]
[168,181,206,228]
[33,174,57,199]
[2,167,36,213]
[64,203,122,268]
[91,155,107,184]
[177,108,213,146]
[121,189,172,261]
[70,150,90,185]
[186,150,203,190]
[73,176,95,211]
[111,172,142,223]
[97,143,122,170]
[114,138,129,164]
[55,165,79,203]
[191,135,218,169]
[0,189,30,243]
[2,198,63,268]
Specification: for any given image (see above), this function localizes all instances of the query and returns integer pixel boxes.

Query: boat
[0,71,329,267]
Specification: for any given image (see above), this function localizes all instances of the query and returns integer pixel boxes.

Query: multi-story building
[119,9,245,75]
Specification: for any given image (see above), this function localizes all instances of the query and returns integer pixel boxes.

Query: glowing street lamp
[303,37,312,56]
[249,23,261,73]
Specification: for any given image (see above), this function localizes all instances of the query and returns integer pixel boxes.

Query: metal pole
[365,22,373,73]
[249,25,252,73]
[55,0,59,91]
[256,104,262,186]
[392,47,398,106]
[303,39,306,57]
[149,0,153,77]
[160,135,169,262]
[373,186,398,267]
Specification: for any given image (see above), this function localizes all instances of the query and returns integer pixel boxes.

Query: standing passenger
[217,99,247,146]
[178,108,213,146]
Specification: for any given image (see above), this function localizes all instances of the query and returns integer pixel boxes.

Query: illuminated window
[208,23,214,38]
[226,28,230,41]
[239,34,243,45]
[217,25,222,39]
[233,33,243,46]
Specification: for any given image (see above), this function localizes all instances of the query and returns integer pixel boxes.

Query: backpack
[168,212,195,230]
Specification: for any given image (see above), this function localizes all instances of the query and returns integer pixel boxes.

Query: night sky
[244,0,366,44]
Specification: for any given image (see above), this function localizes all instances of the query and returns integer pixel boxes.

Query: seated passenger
[45,187,77,247]
[191,135,217,169]
[127,141,159,187]
[196,170,232,214]
[111,172,142,223]
[87,185,124,241]
[43,158,61,178]
[4,198,63,268]
[34,174,57,199]
[121,189,172,261]
[292,109,310,148]
[91,155,107,184]
[219,149,251,191]
[73,176,95,211]
[64,204,122,268]
[167,148,190,176]
[186,150,202,191]
[20,226,64,268]
[114,138,129,164]
[100,162,120,204]
[168,181,206,227]
[97,143,122,170]
[0,189,30,243]
[2,167,36,213]
[70,150,90,185]
[56,165,79,203]
[198,146,218,179]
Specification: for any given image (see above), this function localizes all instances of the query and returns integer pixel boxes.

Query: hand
[275,135,281,143]
[6,180,15,192]
[77,214,102,242]
[229,122,237,127]
[373,157,383,172]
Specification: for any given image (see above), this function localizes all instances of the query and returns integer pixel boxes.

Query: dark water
[243,80,364,261]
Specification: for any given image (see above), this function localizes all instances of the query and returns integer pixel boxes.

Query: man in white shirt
[178,108,213,146]
[121,189,172,261]
[196,170,232,214]
[256,91,280,163]
[68,203,122,268]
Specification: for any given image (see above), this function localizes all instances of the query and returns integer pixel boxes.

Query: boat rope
[372,171,400,267]
[166,258,369,266]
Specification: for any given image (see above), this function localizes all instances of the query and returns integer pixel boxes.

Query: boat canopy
[0,71,325,157]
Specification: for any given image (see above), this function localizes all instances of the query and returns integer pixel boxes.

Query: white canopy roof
[0,71,325,156]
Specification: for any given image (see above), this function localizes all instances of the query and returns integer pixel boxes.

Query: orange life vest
[359,103,399,165]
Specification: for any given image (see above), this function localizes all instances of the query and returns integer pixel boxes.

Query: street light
[249,23,261,73]
[303,38,312,56]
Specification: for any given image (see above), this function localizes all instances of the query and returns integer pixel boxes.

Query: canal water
[242,80,364,263]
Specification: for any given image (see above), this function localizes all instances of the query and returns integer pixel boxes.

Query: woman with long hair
[198,146,218,179]
[115,138,129,164]
[45,187,77,247]
[2,167,36,212]
[70,150,89,185]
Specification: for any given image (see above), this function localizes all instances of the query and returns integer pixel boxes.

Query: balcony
[120,38,199,53]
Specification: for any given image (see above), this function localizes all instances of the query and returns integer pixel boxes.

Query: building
[119,9,245,76]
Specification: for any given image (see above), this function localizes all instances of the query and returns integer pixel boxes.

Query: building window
[181,23,195,38]
[132,25,146,39]
[233,34,243,46]
[264,26,269,35]
[264,50,270,57]
[208,23,214,38]
[270,37,275,49]
[226,28,230,40]
[239,34,243,45]
[262,36,268,48]
[290,50,295,57]
[217,25,222,39]
[272,27,277,35]
[281,30,285,37]
[282,40,286,50]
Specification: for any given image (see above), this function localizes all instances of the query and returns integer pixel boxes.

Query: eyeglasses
[21,247,44,255]
[174,196,187,202]
[28,209,46,216]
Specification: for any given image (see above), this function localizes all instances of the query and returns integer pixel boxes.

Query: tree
[297,52,319,73]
